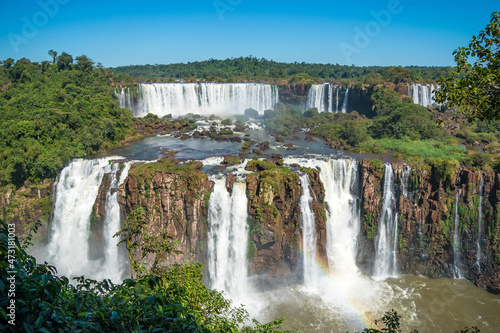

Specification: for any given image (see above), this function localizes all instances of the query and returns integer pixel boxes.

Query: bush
[244,108,259,118]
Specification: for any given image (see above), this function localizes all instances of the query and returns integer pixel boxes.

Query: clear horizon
[0,0,498,68]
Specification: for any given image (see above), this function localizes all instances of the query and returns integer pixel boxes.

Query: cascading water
[408,84,441,107]
[299,173,319,289]
[374,164,398,279]
[336,87,339,113]
[46,158,131,283]
[476,174,484,272]
[207,176,250,304]
[306,83,334,113]
[129,82,279,117]
[285,157,361,280]
[453,191,463,278]
[341,88,349,113]
[306,84,351,114]
[321,159,360,279]
[400,164,411,198]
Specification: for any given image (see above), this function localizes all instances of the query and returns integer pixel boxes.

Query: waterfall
[306,84,350,114]
[207,177,249,303]
[299,173,319,289]
[336,87,339,113]
[408,84,441,107]
[453,191,463,278]
[401,164,411,198]
[374,164,398,279]
[341,88,349,113]
[286,158,361,278]
[47,158,130,283]
[132,82,279,118]
[306,83,334,113]
[321,159,360,278]
[477,175,484,272]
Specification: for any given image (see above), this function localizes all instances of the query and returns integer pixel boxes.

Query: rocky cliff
[0,179,53,242]
[116,158,213,272]
[243,160,327,288]
[357,159,500,293]
[89,157,499,293]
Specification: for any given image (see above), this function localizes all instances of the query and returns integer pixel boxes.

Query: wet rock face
[245,167,302,288]
[117,160,213,270]
[1,179,53,241]
[109,157,499,293]
[357,160,500,293]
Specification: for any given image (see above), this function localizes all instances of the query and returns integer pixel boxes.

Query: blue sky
[0,0,498,67]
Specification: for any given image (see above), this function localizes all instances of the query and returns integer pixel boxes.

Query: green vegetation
[436,11,500,139]
[263,85,499,173]
[0,53,133,187]
[222,155,242,165]
[111,56,452,85]
[219,128,234,135]
[129,158,205,184]
[0,219,287,332]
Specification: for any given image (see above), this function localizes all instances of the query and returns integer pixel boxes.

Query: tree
[436,11,500,139]
[48,49,57,64]
[3,58,14,68]
[75,55,94,72]
[56,52,73,70]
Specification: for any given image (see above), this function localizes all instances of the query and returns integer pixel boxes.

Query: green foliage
[376,139,467,161]
[111,56,452,84]
[0,54,133,186]
[246,159,279,171]
[245,108,259,118]
[364,211,376,240]
[0,219,289,333]
[303,107,319,118]
[370,86,447,141]
[222,155,242,165]
[436,11,500,138]
[221,118,232,125]
[311,115,371,147]
[219,128,234,135]
[426,158,460,188]
[363,309,404,333]
[242,141,252,150]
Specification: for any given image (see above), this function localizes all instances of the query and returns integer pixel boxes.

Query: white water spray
[299,173,319,289]
[207,176,250,304]
[341,88,349,113]
[374,164,398,279]
[476,175,484,272]
[127,83,279,118]
[408,84,441,107]
[47,158,130,283]
[336,87,339,113]
[453,191,463,278]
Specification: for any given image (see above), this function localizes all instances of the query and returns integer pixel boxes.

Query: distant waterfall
[47,158,130,283]
[453,192,463,278]
[408,84,440,107]
[126,83,279,118]
[207,177,249,303]
[336,87,339,113]
[306,84,350,113]
[117,87,132,109]
[306,83,334,113]
[299,174,319,289]
[341,88,349,113]
[477,175,484,272]
[374,164,398,279]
